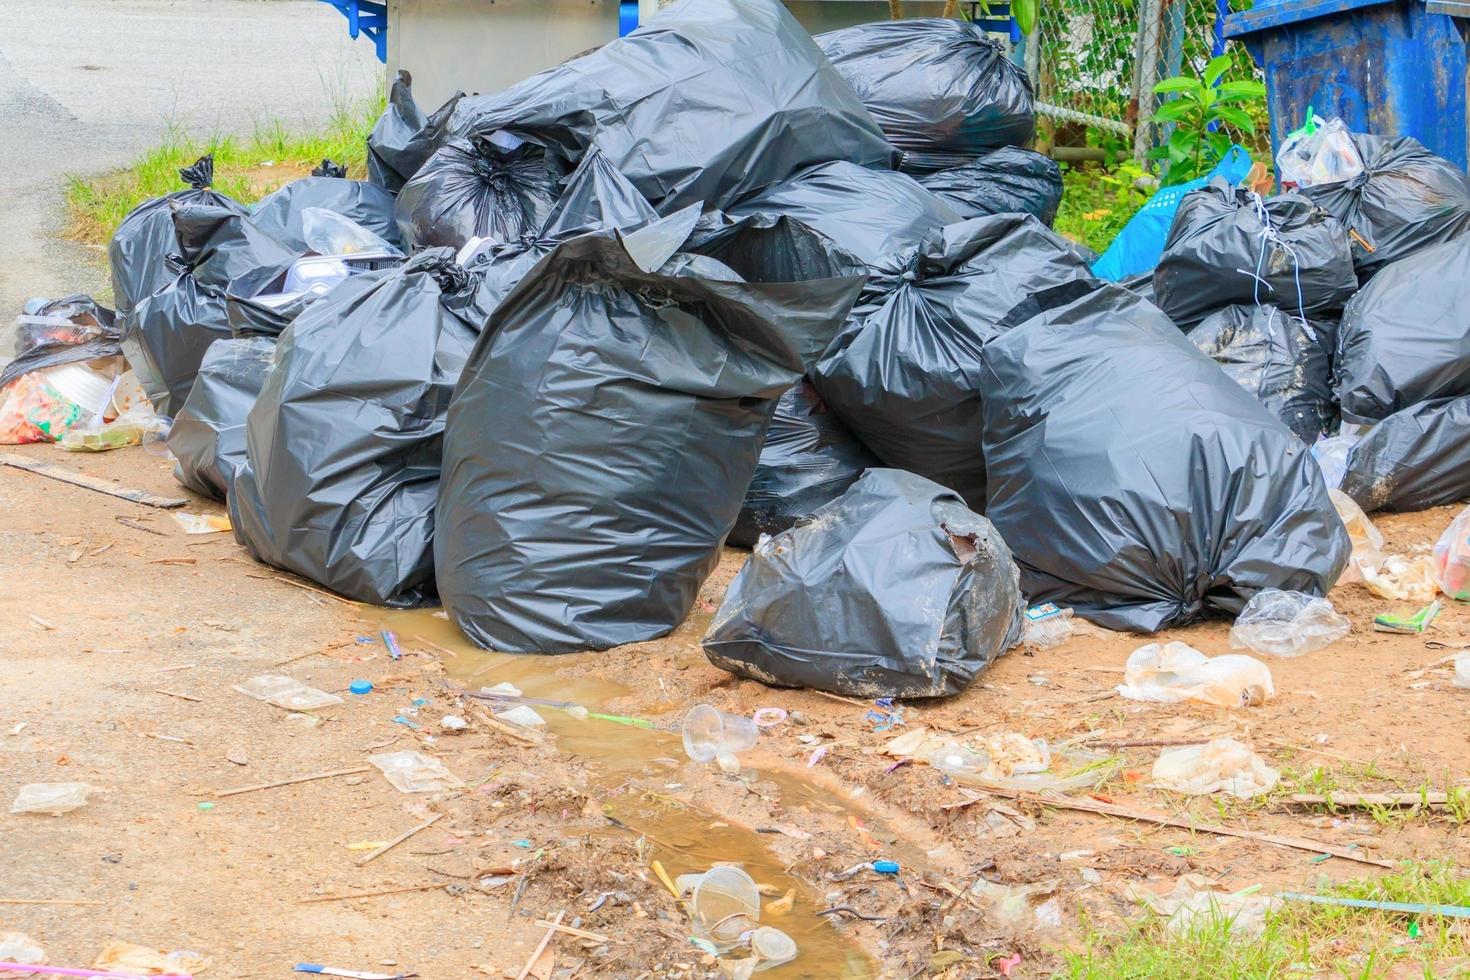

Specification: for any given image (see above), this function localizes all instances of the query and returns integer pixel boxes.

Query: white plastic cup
[750,926,797,971]
[683,703,760,763]
[690,866,760,950]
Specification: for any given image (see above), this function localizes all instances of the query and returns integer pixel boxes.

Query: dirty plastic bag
[0,362,122,445]
[249,171,402,253]
[168,337,274,500]
[366,70,464,194]
[813,214,1096,509]
[1328,487,1385,582]
[230,249,479,605]
[1228,589,1350,656]
[1118,641,1275,707]
[1188,304,1336,444]
[980,282,1350,632]
[727,378,877,548]
[449,0,897,215]
[1277,115,1364,189]
[1153,737,1280,798]
[917,146,1064,227]
[815,18,1033,174]
[11,782,95,815]
[1338,396,1470,512]
[704,469,1023,698]
[0,295,121,391]
[1154,180,1356,328]
[394,135,562,251]
[1335,238,1470,424]
[435,209,868,653]
[1432,504,1470,600]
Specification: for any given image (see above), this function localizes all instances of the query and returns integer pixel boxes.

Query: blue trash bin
[1226,0,1470,169]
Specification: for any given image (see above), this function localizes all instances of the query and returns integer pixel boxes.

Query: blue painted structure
[1226,0,1470,168]
[319,0,388,62]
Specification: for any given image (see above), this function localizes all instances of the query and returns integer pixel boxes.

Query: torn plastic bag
[249,170,402,253]
[980,282,1351,632]
[1153,180,1356,328]
[449,0,897,215]
[121,202,298,417]
[229,249,479,605]
[225,252,404,340]
[394,135,562,251]
[1300,132,1470,279]
[1335,237,1470,424]
[815,19,1033,174]
[168,337,274,500]
[811,214,1096,510]
[366,70,464,194]
[1,296,121,391]
[108,155,247,320]
[435,208,869,653]
[917,147,1063,227]
[1338,396,1470,512]
[1188,304,1336,444]
[727,378,878,548]
[705,469,1022,697]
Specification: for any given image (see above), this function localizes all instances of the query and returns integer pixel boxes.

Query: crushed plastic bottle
[10,782,95,815]
[1152,737,1280,799]
[1228,590,1350,657]
[1117,641,1274,707]
[1432,504,1470,600]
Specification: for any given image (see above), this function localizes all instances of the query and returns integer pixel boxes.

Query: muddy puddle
[375,609,879,978]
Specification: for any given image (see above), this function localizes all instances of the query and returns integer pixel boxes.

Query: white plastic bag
[1152,737,1279,798]
[1117,641,1274,707]
[1277,115,1364,189]
[1228,589,1350,657]
[11,782,95,815]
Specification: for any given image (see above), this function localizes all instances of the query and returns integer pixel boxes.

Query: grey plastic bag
[366,70,464,194]
[249,172,402,253]
[168,337,274,501]
[394,135,562,251]
[917,147,1064,226]
[1339,396,1470,512]
[0,296,120,391]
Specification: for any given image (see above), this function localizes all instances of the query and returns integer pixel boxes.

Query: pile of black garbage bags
[105,0,1470,701]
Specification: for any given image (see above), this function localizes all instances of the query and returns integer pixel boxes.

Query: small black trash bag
[108,155,247,321]
[367,70,464,194]
[1339,397,1470,512]
[249,168,402,253]
[811,214,1096,510]
[1154,180,1356,328]
[704,469,1023,698]
[394,136,562,251]
[168,336,274,501]
[1188,303,1337,444]
[917,147,1064,227]
[449,0,896,214]
[434,208,869,654]
[815,19,1034,175]
[0,296,121,391]
[1301,132,1470,280]
[727,378,878,548]
[1335,237,1470,424]
[229,250,479,606]
[980,282,1350,633]
[122,202,297,417]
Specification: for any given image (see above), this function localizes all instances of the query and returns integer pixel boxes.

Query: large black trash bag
[727,378,878,548]
[434,209,869,654]
[168,337,274,501]
[249,167,402,253]
[1188,303,1337,444]
[1302,132,1470,279]
[704,469,1022,698]
[1335,237,1470,424]
[1154,180,1356,328]
[122,202,297,417]
[1339,397,1470,512]
[0,296,121,391]
[980,282,1350,632]
[449,0,896,215]
[367,70,464,194]
[917,147,1064,226]
[811,214,1096,510]
[108,155,247,321]
[815,19,1034,175]
[229,250,479,606]
[394,136,562,251]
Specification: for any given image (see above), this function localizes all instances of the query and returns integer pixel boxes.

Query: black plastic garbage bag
[1188,303,1336,444]
[815,19,1032,175]
[1334,237,1470,424]
[229,250,479,606]
[223,253,404,340]
[122,202,297,417]
[450,0,896,214]
[1301,132,1470,279]
[0,296,121,391]
[1154,180,1356,328]
[727,378,878,548]
[980,282,1350,632]
[811,214,1096,510]
[1339,397,1470,511]
[394,136,562,251]
[168,337,274,500]
[108,155,247,321]
[367,70,464,194]
[705,469,1022,697]
[249,169,402,253]
[917,147,1063,226]
[435,209,869,654]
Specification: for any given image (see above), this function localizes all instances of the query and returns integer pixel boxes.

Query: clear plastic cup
[683,704,760,763]
[690,866,760,951]
[750,927,797,971]
[142,415,173,457]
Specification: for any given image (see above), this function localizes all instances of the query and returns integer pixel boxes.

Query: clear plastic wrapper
[1228,589,1350,657]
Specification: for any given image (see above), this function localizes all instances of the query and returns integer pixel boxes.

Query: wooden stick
[214,765,371,798]
[116,515,167,535]
[0,453,188,508]
[467,706,542,746]
[1081,737,1213,749]
[299,881,447,904]
[413,633,460,658]
[1290,792,1448,808]
[534,919,615,944]
[1258,735,1371,767]
[149,557,197,566]
[244,572,360,606]
[356,813,445,866]
[151,663,197,673]
[517,910,565,980]
[155,689,203,703]
[0,898,105,906]
[809,689,870,709]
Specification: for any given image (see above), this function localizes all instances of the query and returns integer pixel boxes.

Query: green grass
[1054,161,1153,258]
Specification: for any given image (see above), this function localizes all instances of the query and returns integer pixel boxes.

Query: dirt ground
[2,441,1468,979]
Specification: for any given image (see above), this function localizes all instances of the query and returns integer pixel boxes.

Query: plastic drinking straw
[0,965,192,979]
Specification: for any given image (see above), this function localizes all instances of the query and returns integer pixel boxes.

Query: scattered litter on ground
[10,783,95,816]
[1373,601,1442,634]
[1117,641,1275,707]
[1229,590,1350,656]
[1152,738,1280,799]
[368,751,464,794]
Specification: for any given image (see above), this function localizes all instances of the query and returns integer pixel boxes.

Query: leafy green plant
[1148,53,1267,185]
[1053,160,1151,255]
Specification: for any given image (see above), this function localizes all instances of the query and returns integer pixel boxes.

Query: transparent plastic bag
[1277,115,1364,189]
[1020,602,1074,649]
[1329,488,1384,584]
[301,207,403,257]
[1152,737,1280,798]
[1228,589,1350,657]
[1432,504,1470,600]
[11,782,95,815]
[232,674,343,711]
[1117,641,1274,707]
[1312,433,1359,490]
[369,750,464,793]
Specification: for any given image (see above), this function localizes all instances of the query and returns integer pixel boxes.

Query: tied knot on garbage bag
[394,135,562,251]
[311,158,348,179]
[366,70,464,195]
[177,153,216,190]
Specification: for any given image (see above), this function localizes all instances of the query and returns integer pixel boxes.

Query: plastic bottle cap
[349,680,373,695]
[871,860,900,874]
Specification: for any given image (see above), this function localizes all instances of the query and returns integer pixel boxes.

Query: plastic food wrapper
[1129,874,1279,939]
[1277,115,1365,189]
[1338,396,1470,513]
[172,512,231,535]
[299,207,402,258]
[232,674,343,711]
[1327,488,1384,586]
[168,337,275,501]
[1228,589,1350,657]
[0,931,46,972]
[704,470,1023,699]
[0,363,117,445]
[1117,641,1274,707]
[1358,553,1440,602]
[93,943,209,977]
[366,70,464,194]
[970,878,1063,933]
[56,403,157,452]
[918,147,1064,227]
[1020,602,1075,649]
[369,750,464,793]
[1432,505,1470,601]
[1152,737,1280,798]
[394,135,562,251]
[11,782,95,815]
[249,174,403,254]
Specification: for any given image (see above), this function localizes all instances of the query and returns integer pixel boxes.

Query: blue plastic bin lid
[1227,0,1413,37]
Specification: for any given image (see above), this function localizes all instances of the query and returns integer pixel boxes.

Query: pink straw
[0,964,192,979]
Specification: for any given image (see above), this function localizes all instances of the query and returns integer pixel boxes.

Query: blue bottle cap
[349,679,373,695]
[871,860,901,874]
